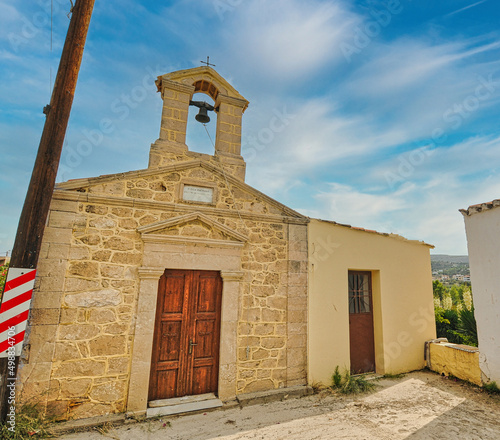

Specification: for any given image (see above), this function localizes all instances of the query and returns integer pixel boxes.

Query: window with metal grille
[348,271,372,314]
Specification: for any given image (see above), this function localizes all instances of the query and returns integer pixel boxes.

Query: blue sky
[1,0,500,256]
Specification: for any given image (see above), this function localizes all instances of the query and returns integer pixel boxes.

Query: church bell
[195,106,211,124]
[190,100,215,124]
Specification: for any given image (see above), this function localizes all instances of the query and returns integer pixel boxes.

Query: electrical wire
[202,123,248,233]
[49,0,53,97]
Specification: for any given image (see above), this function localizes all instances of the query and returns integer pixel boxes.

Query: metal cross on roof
[201,56,216,67]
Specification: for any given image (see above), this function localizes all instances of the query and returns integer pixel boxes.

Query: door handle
[189,339,198,354]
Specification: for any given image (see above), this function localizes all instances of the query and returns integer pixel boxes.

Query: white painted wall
[463,206,500,384]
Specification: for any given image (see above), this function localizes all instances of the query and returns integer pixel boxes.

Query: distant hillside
[431,254,469,264]
[431,254,469,276]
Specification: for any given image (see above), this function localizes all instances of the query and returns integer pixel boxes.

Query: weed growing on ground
[330,367,376,394]
[332,366,343,388]
[311,381,327,393]
[95,422,120,437]
[483,381,500,394]
[0,405,51,439]
[340,371,375,394]
[382,373,406,379]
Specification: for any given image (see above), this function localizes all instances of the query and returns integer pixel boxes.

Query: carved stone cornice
[137,267,164,279]
[220,270,245,281]
[215,93,249,111]
[156,77,195,96]
[142,234,244,248]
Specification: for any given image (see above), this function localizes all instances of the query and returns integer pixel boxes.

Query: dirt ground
[60,371,500,440]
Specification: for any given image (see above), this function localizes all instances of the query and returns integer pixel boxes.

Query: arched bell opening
[152,66,248,180]
[186,92,218,155]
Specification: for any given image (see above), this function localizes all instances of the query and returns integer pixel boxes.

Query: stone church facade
[19,67,309,419]
[18,66,437,421]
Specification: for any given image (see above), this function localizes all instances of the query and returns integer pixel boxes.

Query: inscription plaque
[182,185,214,203]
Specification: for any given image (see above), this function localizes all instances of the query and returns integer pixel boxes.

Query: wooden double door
[148,269,223,401]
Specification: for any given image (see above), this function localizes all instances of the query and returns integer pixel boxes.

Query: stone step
[146,397,223,418]
[149,392,216,408]
[236,385,313,407]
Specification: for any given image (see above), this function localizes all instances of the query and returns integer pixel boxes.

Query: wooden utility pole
[0,0,95,422]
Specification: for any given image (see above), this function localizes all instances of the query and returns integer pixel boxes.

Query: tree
[450,284,464,305]
[433,280,446,301]
[457,307,478,346]
[463,287,473,311]
[0,263,8,294]
[434,282,478,347]
[435,307,461,343]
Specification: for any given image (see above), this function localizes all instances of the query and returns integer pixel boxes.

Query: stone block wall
[20,198,143,419]
[237,223,307,393]
[19,164,308,420]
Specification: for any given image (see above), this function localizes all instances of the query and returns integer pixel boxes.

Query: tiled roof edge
[314,218,434,248]
[460,199,500,216]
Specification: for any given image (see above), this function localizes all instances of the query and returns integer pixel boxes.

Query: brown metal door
[348,271,375,374]
[149,269,222,401]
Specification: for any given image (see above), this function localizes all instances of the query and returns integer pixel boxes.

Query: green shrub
[456,308,478,346]
[483,381,500,394]
[332,366,342,388]
[330,367,375,394]
[435,307,459,342]
[433,282,478,347]
[435,307,478,346]
[340,371,375,394]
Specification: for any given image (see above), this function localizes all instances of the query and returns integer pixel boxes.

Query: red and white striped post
[0,269,36,429]
[0,269,37,358]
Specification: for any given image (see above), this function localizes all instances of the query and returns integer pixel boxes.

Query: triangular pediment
[159,66,248,108]
[138,212,247,244]
[55,160,307,221]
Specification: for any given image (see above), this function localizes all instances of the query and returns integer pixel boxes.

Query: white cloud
[338,38,500,143]
[3,0,500,257]
[307,179,460,252]
[225,0,361,81]
[315,181,407,222]
[371,135,500,191]
[240,25,500,203]
[445,0,489,17]
[243,95,408,187]
[305,136,500,255]
[350,39,500,96]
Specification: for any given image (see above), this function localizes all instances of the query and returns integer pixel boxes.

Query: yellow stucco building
[308,219,436,385]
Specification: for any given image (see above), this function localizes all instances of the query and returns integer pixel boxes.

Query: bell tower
[149,66,249,181]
